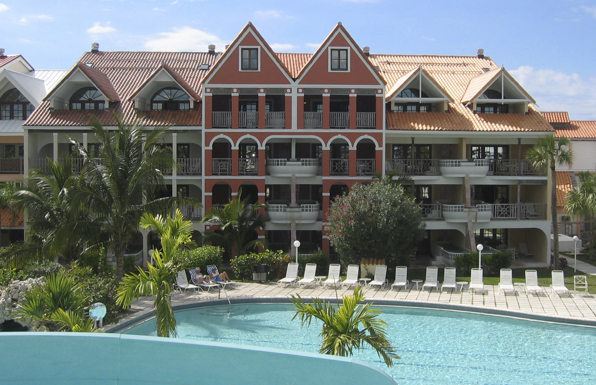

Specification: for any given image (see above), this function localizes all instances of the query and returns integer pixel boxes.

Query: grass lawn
[406,267,596,294]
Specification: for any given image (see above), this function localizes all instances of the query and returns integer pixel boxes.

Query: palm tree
[72,115,185,281]
[526,134,572,269]
[2,159,93,267]
[116,209,193,337]
[291,286,399,367]
[202,189,267,258]
[565,172,596,253]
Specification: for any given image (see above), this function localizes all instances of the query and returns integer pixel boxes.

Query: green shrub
[76,248,114,276]
[454,252,477,276]
[175,246,224,272]
[22,261,63,278]
[0,268,25,287]
[298,251,330,275]
[231,250,292,281]
[482,250,512,276]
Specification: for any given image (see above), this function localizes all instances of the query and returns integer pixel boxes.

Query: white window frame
[239,46,261,72]
[328,47,350,72]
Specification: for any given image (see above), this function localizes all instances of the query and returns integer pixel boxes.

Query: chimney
[363,46,370,56]
[91,42,99,53]
[224,44,229,50]
[477,48,484,59]
[0,48,5,57]
[208,44,216,54]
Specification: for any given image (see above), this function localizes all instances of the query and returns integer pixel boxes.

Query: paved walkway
[570,258,596,275]
[108,279,596,332]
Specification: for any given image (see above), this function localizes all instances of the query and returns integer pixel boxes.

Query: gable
[207,29,292,85]
[387,67,452,102]
[298,31,383,86]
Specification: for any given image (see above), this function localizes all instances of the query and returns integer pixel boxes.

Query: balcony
[212,111,232,128]
[357,159,375,176]
[304,112,322,128]
[239,111,258,129]
[267,158,319,177]
[0,158,24,174]
[491,159,545,176]
[239,158,258,176]
[330,112,349,129]
[330,158,349,175]
[265,112,285,128]
[212,158,231,176]
[421,202,547,222]
[177,158,201,176]
[439,159,490,177]
[179,204,202,221]
[385,159,440,176]
[267,202,320,224]
[356,112,376,129]
[442,203,492,223]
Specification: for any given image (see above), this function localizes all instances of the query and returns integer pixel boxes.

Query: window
[397,88,428,98]
[471,145,508,160]
[475,104,508,114]
[151,88,190,111]
[240,48,259,71]
[70,87,105,110]
[3,144,24,158]
[478,89,502,99]
[330,48,348,71]
[392,144,431,159]
[0,89,34,120]
[475,228,507,249]
[394,103,431,113]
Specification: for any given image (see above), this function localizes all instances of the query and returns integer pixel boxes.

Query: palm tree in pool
[117,209,193,337]
[72,115,190,281]
[565,172,596,251]
[202,189,267,258]
[291,286,399,367]
[526,134,572,270]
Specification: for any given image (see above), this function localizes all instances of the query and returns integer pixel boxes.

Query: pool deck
[109,277,596,332]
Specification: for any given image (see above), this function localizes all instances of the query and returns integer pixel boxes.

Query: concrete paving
[109,276,596,332]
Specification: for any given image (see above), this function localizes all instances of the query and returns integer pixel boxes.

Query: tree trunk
[551,165,559,270]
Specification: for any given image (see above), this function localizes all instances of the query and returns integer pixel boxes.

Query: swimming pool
[123,303,596,384]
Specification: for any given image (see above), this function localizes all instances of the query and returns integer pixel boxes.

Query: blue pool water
[123,304,596,384]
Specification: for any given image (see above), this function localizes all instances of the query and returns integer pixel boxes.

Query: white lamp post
[573,235,579,273]
[477,243,484,268]
[294,240,301,264]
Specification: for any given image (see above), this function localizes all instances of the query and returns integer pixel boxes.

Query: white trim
[239,46,261,72]
[328,46,350,72]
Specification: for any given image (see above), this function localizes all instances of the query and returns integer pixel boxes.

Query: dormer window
[151,88,190,111]
[70,87,105,110]
[397,88,428,98]
[476,104,508,114]
[330,48,349,71]
[479,89,502,99]
[240,48,259,71]
[0,89,34,120]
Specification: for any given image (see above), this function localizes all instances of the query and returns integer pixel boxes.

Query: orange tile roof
[276,53,312,79]
[553,120,596,139]
[541,111,569,125]
[0,55,21,68]
[0,209,23,228]
[556,171,573,208]
[26,51,220,127]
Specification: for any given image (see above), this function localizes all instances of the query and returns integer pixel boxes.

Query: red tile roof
[541,111,570,125]
[556,171,573,208]
[26,51,220,127]
[554,120,596,139]
[0,55,22,69]
[0,209,23,228]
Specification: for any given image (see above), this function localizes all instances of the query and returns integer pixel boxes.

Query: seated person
[190,267,211,285]
[208,266,231,282]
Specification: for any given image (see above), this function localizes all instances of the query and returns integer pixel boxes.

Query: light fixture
[476,243,484,268]
[573,236,579,273]
[293,240,301,264]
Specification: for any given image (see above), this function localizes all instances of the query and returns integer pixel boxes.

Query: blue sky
[2,0,596,119]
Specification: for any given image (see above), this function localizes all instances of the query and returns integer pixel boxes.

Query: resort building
[23,23,555,265]
[0,51,66,245]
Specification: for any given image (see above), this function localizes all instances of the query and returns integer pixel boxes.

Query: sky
[1,0,596,120]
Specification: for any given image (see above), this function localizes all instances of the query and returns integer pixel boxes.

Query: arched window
[397,88,428,98]
[70,87,105,110]
[151,88,190,111]
[0,88,34,120]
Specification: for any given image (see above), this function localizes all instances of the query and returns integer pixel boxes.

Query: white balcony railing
[491,159,546,176]
[239,111,258,128]
[179,204,202,221]
[266,158,319,177]
[304,112,322,128]
[330,112,349,129]
[386,159,440,176]
[212,158,231,175]
[265,111,285,128]
[212,111,232,128]
[356,112,376,128]
[239,158,258,175]
[357,159,375,175]
[0,158,24,174]
[439,159,490,177]
[330,158,349,175]
[267,203,320,224]
[177,158,201,176]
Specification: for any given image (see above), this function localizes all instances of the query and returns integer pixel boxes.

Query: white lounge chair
[323,264,341,287]
[469,268,485,294]
[550,270,570,296]
[175,270,200,292]
[441,267,457,292]
[519,243,534,259]
[422,266,439,292]
[341,264,360,287]
[498,268,515,295]
[525,270,543,295]
[369,265,388,289]
[278,263,299,286]
[298,263,317,287]
[391,266,409,291]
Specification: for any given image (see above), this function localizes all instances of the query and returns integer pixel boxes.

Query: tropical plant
[173,245,224,272]
[230,250,291,280]
[116,209,193,337]
[51,308,97,332]
[16,271,89,331]
[71,115,188,281]
[565,172,596,253]
[526,135,572,269]
[202,189,267,258]
[326,179,425,266]
[291,286,399,367]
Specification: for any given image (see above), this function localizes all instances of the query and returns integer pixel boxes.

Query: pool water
[123,304,596,384]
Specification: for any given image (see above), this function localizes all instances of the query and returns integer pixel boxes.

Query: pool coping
[106,295,596,333]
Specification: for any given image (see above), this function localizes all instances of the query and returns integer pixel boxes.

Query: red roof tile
[0,55,21,68]
[541,111,570,125]
[556,171,573,208]
[554,120,596,139]
[0,209,23,228]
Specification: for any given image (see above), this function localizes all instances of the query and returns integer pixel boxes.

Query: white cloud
[0,3,8,12]
[270,43,296,51]
[254,10,281,18]
[87,22,117,35]
[420,36,436,41]
[510,66,596,119]
[153,7,166,11]
[580,5,596,18]
[18,17,27,24]
[32,14,52,20]
[306,43,321,51]
[144,26,225,51]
